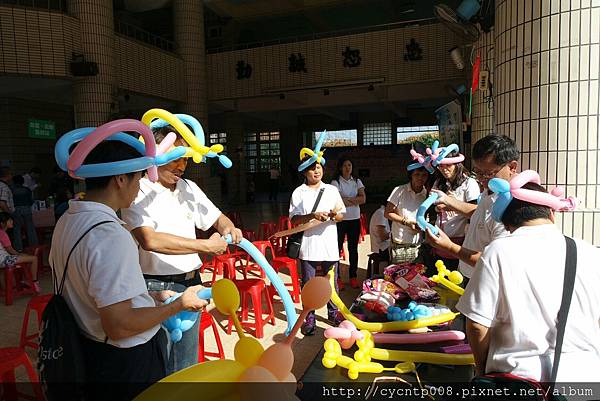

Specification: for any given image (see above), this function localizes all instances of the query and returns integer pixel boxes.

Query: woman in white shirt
[331,158,365,289]
[384,167,429,264]
[431,150,480,269]
[289,156,345,336]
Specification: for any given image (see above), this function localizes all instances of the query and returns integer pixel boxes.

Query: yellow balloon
[212,279,240,315]
[134,359,245,401]
[449,270,464,285]
[370,347,474,365]
[327,270,459,332]
[235,337,264,367]
[141,108,202,150]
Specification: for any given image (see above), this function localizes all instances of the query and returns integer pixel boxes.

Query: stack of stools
[198,312,225,362]
[223,258,275,339]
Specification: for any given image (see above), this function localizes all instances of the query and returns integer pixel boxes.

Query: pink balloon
[324,327,351,340]
[338,320,357,331]
[156,132,177,155]
[67,119,158,182]
[509,170,577,211]
[373,330,465,344]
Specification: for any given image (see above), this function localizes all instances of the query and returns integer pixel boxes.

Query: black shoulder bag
[38,221,112,401]
[286,188,325,259]
[469,236,577,401]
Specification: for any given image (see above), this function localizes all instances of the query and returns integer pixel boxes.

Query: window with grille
[209,132,227,151]
[244,131,280,172]
[312,129,357,147]
[363,122,392,145]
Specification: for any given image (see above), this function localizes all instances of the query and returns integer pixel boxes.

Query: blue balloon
[489,177,513,222]
[55,127,186,178]
[162,288,212,343]
[223,235,297,335]
[432,143,460,167]
[298,130,327,172]
[416,192,439,235]
[148,113,206,147]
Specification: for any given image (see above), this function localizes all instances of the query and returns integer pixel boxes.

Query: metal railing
[114,19,176,53]
[207,17,438,54]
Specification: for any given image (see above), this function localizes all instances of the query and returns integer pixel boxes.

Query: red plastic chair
[0,347,44,401]
[241,229,256,242]
[270,256,301,304]
[243,241,274,279]
[198,312,225,362]
[226,211,242,228]
[19,294,52,350]
[0,263,36,306]
[25,245,50,277]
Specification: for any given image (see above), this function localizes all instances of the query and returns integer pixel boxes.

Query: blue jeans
[12,206,38,251]
[145,279,199,375]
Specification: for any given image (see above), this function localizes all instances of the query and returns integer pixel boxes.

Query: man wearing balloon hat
[50,135,209,401]
[426,135,519,280]
[455,171,600,382]
[121,110,242,373]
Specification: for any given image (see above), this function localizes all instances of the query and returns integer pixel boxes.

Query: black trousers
[336,218,361,279]
[82,329,167,401]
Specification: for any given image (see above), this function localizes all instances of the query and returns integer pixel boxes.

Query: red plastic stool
[359,213,367,243]
[258,222,277,240]
[198,312,225,362]
[271,256,301,303]
[277,216,291,231]
[241,229,256,242]
[25,245,49,277]
[226,211,242,228]
[1,264,36,306]
[211,254,241,284]
[243,241,273,279]
[19,294,52,350]
[0,347,44,401]
[223,262,275,339]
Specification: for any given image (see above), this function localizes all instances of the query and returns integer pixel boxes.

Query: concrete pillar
[494,0,600,245]
[68,0,115,126]
[173,0,220,200]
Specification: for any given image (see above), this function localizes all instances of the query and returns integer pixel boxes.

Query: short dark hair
[83,140,143,191]
[334,156,353,182]
[12,175,24,186]
[501,182,552,228]
[299,155,318,173]
[0,166,11,178]
[408,166,427,178]
[0,212,12,226]
[152,124,185,144]
[472,135,520,165]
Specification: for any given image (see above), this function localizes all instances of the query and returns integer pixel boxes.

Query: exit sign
[28,119,56,140]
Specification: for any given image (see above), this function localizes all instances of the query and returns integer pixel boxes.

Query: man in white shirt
[426,135,519,279]
[385,167,428,264]
[23,167,41,194]
[456,182,600,382]
[121,126,242,374]
[50,141,207,401]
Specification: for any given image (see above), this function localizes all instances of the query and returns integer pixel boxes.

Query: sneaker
[33,281,41,293]
[327,310,343,326]
[350,278,360,289]
[337,278,345,291]
[301,314,316,336]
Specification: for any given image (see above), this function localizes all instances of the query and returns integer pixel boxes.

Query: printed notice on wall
[435,100,462,147]
[28,119,56,140]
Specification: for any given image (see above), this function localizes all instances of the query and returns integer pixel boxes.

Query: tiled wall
[206,23,463,100]
[471,28,496,144]
[0,6,81,76]
[495,0,600,245]
[114,36,186,102]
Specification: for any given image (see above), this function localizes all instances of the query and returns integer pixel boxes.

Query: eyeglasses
[472,163,507,180]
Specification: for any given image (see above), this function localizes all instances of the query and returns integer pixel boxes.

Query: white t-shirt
[458,190,509,278]
[433,176,480,238]
[23,174,38,192]
[369,206,390,252]
[331,176,364,221]
[456,224,600,382]
[386,183,427,245]
[289,182,345,262]
[49,200,159,348]
[121,178,222,275]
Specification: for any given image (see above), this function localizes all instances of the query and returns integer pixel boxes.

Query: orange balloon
[257,343,294,381]
[301,277,332,310]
